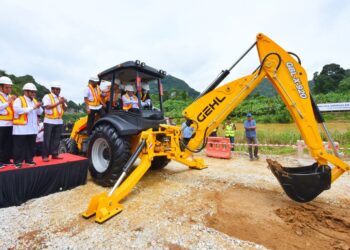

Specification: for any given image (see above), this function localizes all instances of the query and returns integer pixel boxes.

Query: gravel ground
[0,152,349,249]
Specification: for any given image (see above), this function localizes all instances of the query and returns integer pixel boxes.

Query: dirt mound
[204,185,350,250]
[2,154,350,249]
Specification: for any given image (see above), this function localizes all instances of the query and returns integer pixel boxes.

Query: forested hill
[251,78,314,97]
[0,70,49,100]
[162,75,200,98]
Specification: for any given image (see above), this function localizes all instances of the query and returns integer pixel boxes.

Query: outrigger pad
[267,159,331,203]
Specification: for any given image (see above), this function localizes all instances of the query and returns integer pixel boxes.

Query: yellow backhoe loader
[81,33,349,223]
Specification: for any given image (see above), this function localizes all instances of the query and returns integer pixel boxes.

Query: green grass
[217,122,350,155]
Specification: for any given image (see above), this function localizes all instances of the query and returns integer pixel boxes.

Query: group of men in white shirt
[0,76,66,169]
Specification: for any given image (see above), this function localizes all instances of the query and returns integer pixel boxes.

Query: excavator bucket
[267,159,331,202]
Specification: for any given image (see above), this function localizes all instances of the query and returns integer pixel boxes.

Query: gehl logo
[286,62,307,99]
[197,96,226,122]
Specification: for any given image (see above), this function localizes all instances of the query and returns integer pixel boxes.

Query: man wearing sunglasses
[12,83,43,168]
[0,76,16,168]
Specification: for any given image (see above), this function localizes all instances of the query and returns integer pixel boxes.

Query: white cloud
[0,0,349,102]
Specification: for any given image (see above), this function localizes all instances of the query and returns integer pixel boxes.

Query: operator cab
[98,60,166,120]
[96,60,167,135]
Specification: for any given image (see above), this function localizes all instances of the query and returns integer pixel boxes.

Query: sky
[0,0,349,103]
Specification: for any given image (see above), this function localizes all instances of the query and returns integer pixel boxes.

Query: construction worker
[244,113,259,160]
[100,79,122,110]
[0,76,16,168]
[181,119,194,149]
[84,76,106,135]
[224,120,236,151]
[141,82,152,109]
[12,83,43,168]
[42,82,67,162]
[100,81,111,103]
[122,84,139,112]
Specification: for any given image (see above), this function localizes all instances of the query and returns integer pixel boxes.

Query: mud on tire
[88,123,131,187]
[150,156,170,170]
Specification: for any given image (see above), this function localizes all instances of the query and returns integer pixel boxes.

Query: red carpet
[0,153,87,172]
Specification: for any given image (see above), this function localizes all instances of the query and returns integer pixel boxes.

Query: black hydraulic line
[122,139,146,173]
[108,139,147,196]
[310,94,325,123]
[182,126,209,153]
[288,52,302,65]
[196,42,257,100]
[258,52,282,75]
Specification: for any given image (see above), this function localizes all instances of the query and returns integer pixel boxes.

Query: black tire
[58,138,69,154]
[66,138,78,154]
[150,156,170,170]
[88,123,131,187]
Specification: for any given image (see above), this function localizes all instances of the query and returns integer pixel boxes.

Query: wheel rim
[59,142,67,154]
[91,138,111,173]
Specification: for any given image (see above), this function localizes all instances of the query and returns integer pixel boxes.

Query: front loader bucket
[267,159,331,202]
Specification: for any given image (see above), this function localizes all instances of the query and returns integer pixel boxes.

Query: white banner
[317,102,350,112]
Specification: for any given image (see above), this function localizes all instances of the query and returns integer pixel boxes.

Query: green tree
[313,64,346,94]
[338,76,350,93]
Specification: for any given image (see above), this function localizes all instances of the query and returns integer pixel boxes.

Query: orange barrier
[205,137,232,159]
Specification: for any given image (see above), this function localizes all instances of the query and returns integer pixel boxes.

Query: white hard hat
[89,76,99,82]
[141,82,150,91]
[51,81,61,89]
[23,82,37,91]
[125,84,134,92]
[100,81,111,92]
[0,76,13,85]
[114,79,121,84]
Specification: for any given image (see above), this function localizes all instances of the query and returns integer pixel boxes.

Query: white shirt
[141,97,151,108]
[0,91,12,127]
[84,86,102,110]
[13,95,43,135]
[122,94,139,109]
[36,122,44,142]
[42,93,64,125]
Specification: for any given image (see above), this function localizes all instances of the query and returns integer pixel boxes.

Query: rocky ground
[1,152,349,250]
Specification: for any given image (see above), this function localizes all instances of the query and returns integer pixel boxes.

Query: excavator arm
[83,33,349,223]
[182,33,349,201]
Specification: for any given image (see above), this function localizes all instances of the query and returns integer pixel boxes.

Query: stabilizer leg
[82,139,152,223]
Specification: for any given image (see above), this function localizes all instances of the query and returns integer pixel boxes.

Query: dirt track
[1,152,350,249]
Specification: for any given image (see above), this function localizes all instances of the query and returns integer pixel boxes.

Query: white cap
[23,83,37,91]
[141,82,150,91]
[51,81,61,89]
[89,76,99,82]
[0,76,13,85]
[100,81,111,92]
[114,79,121,84]
[125,84,134,92]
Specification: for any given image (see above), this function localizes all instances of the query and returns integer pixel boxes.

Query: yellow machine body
[83,33,349,223]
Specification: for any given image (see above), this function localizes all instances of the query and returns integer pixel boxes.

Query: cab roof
[98,60,166,83]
